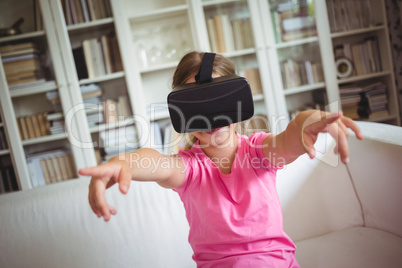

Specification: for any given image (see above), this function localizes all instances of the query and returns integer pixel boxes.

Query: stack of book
[63,0,112,25]
[335,37,381,77]
[339,84,362,120]
[73,32,122,79]
[0,156,18,194]
[360,81,389,119]
[26,149,77,188]
[272,1,317,43]
[46,91,66,135]
[80,84,104,127]
[0,42,46,86]
[99,125,138,162]
[281,59,324,89]
[206,15,254,53]
[17,112,51,140]
[326,0,374,33]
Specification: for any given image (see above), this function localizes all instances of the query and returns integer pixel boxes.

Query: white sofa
[0,121,401,268]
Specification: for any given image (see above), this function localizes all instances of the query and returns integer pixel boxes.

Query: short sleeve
[246,132,283,171]
[173,149,196,195]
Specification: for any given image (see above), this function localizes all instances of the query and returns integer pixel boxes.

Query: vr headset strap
[195,52,216,84]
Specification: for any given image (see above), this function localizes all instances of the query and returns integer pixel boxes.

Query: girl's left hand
[298,111,364,164]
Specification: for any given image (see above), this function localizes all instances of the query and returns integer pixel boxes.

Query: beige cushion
[295,227,402,268]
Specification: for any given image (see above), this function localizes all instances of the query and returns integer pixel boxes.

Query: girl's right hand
[78,159,132,222]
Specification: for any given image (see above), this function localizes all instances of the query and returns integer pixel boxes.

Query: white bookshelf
[0,0,400,193]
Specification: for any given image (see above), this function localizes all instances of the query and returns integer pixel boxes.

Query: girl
[79,51,363,267]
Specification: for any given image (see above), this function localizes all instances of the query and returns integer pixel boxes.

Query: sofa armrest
[348,122,402,238]
[277,133,364,242]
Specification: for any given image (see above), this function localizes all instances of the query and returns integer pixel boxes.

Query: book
[82,39,96,78]
[80,0,90,22]
[73,46,89,79]
[25,116,36,139]
[207,18,219,52]
[51,157,63,182]
[100,35,113,74]
[68,0,79,24]
[31,114,42,137]
[214,16,226,53]
[104,99,118,123]
[18,117,29,140]
[0,42,36,53]
[57,156,69,181]
[242,68,262,95]
[63,0,73,25]
[3,58,41,75]
[221,14,235,52]
[40,159,51,184]
[86,0,97,20]
[231,19,244,50]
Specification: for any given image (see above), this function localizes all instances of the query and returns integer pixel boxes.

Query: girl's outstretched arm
[263,110,364,166]
[78,148,186,221]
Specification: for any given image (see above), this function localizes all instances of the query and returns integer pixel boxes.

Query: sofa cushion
[0,178,195,268]
[295,227,402,268]
[276,133,364,242]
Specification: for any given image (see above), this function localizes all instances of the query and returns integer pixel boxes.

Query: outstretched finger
[328,123,350,164]
[117,164,132,194]
[79,166,111,178]
[342,116,364,140]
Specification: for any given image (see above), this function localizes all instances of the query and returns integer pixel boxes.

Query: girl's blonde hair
[172,51,236,150]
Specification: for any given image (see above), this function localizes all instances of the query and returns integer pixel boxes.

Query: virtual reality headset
[167,52,254,133]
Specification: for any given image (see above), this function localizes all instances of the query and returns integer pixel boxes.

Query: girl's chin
[205,127,224,135]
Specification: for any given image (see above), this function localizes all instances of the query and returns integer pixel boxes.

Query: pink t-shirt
[174,132,300,267]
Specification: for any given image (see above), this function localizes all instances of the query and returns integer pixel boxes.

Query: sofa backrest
[276,133,365,242]
[347,122,402,238]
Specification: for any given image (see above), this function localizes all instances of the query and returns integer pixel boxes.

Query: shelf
[253,94,264,102]
[222,48,256,58]
[67,18,114,32]
[149,112,170,122]
[337,71,391,85]
[0,31,45,44]
[89,118,136,133]
[331,25,385,39]
[129,5,188,22]
[79,71,125,85]
[0,149,10,156]
[202,0,242,7]
[9,81,58,98]
[140,61,179,73]
[275,36,319,49]
[283,82,326,96]
[21,132,68,146]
